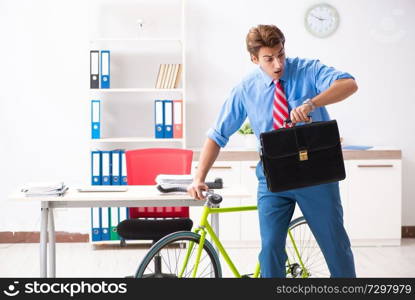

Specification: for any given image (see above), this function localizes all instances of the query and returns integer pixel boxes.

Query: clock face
[305,3,339,38]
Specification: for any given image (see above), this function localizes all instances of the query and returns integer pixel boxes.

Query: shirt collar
[258,58,289,87]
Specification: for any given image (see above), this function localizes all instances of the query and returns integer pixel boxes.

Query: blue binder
[121,151,127,185]
[163,100,173,138]
[91,151,102,185]
[101,151,111,185]
[100,207,110,240]
[111,150,122,185]
[154,100,164,138]
[100,50,110,88]
[91,100,101,139]
[91,207,101,241]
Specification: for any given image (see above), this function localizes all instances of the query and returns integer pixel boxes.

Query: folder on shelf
[155,64,166,89]
[174,64,183,88]
[91,207,101,241]
[170,64,179,89]
[163,64,172,89]
[90,50,99,89]
[91,151,102,185]
[100,50,110,89]
[111,150,121,185]
[166,64,174,89]
[121,151,127,185]
[155,100,164,138]
[163,100,173,138]
[109,207,120,240]
[173,99,183,138]
[101,151,111,185]
[91,100,101,139]
[101,207,110,241]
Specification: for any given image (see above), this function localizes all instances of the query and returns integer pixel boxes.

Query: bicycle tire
[135,231,222,278]
[286,216,330,278]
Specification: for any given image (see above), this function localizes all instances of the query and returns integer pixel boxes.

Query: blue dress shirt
[207,57,354,148]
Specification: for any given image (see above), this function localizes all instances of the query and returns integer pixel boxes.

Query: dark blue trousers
[256,162,356,278]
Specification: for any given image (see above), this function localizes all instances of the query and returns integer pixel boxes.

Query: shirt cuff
[206,128,228,148]
[336,73,355,81]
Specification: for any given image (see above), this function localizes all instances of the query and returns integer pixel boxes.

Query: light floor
[1,239,415,278]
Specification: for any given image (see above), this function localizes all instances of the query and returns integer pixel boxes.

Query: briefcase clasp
[299,150,308,161]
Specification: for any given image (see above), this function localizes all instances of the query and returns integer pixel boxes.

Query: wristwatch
[303,98,317,112]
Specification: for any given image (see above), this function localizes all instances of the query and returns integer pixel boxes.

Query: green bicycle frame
[178,203,309,278]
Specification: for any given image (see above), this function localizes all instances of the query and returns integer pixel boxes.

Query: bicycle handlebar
[156,185,223,205]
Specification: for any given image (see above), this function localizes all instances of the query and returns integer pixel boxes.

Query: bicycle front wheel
[135,231,222,278]
[286,217,330,278]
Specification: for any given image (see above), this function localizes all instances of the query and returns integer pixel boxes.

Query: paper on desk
[21,181,68,197]
[155,174,193,185]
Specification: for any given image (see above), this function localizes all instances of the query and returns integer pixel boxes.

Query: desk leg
[40,207,49,278]
[210,210,219,254]
[210,208,219,278]
[48,208,56,278]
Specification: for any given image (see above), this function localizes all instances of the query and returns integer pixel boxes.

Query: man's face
[251,44,285,81]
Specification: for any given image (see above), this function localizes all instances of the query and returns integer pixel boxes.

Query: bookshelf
[88,0,187,244]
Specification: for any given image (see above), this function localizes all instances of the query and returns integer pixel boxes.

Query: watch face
[305,3,339,38]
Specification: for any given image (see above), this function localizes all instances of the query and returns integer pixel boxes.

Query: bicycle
[135,187,330,278]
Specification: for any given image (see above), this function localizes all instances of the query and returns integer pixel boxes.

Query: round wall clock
[305,3,340,38]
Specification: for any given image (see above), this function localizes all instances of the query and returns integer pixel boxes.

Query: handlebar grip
[156,185,223,205]
[156,185,187,193]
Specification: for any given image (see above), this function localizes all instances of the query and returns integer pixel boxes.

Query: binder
[91,100,100,139]
[163,100,173,138]
[109,207,120,240]
[111,150,121,185]
[91,151,102,185]
[121,151,127,185]
[90,50,99,89]
[154,100,164,138]
[100,50,110,89]
[91,207,101,241]
[101,151,111,185]
[173,99,183,138]
[119,206,128,222]
[101,207,110,240]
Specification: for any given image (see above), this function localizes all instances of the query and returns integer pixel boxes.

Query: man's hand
[290,103,313,124]
[187,180,209,200]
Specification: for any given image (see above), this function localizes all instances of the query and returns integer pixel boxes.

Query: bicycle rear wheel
[286,217,330,278]
[135,231,222,278]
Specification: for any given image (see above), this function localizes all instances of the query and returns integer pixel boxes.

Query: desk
[9,185,250,278]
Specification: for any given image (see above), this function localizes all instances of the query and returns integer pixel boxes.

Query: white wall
[0,0,414,234]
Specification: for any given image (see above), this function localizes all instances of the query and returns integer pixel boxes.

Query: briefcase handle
[284,116,312,127]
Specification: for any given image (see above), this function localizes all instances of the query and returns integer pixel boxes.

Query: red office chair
[117,148,193,245]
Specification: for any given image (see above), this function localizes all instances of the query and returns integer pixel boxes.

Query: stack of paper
[21,181,68,197]
[155,174,193,186]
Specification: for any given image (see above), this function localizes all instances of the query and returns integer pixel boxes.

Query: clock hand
[311,14,326,21]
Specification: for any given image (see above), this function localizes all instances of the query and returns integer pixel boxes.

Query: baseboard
[402,226,415,238]
[0,231,89,243]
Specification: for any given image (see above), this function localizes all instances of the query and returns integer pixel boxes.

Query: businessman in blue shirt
[188,24,357,277]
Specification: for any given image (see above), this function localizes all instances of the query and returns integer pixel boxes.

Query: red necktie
[273,80,290,129]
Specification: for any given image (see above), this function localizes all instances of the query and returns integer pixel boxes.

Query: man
[187,24,357,278]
